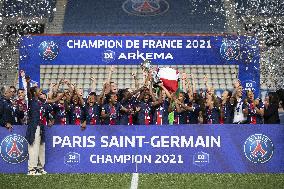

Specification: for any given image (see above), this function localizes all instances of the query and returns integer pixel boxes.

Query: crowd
[1,67,283,130]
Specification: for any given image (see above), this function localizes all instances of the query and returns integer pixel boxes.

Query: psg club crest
[220,39,240,60]
[244,134,274,164]
[39,40,59,60]
[122,0,169,16]
[0,134,28,164]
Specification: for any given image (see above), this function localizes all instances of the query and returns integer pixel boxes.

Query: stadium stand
[63,0,226,33]
[40,65,238,97]
[2,0,56,19]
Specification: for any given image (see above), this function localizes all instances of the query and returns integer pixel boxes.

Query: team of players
[1,68,281,131]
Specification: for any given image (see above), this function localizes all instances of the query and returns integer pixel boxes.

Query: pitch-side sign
[1,125,283,173]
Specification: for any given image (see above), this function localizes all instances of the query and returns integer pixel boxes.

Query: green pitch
[0,174,283,189]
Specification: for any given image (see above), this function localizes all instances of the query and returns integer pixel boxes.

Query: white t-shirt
[233,98,247,123]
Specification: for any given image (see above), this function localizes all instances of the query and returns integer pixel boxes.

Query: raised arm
[64,79,74,95]
[204,74,215,95]
[47,93,65,104]
[168,98,175,113]
[20,70,28,103]
[48,83,56,100]
[106,65,115,84]
[204,74,209,90]
[98,82,110,105]
[181,73,188,92]
[191,74,197,93]
[131,72,139,90]
[158,82,172,100]
[54,79,63,94]
[142,71,148,86]
[90,77,96,93]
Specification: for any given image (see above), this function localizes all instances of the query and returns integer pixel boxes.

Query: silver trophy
[140,59,160,86]
[140,59,153,72]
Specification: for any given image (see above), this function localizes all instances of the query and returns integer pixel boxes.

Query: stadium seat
[38,64,239,94]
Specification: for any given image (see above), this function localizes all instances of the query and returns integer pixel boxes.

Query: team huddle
[1,66,281,131]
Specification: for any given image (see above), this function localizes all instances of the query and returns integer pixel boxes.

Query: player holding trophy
[140,59,180,92]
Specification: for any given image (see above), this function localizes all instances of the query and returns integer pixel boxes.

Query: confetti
[0,0,283,89]
[186,0,284,90]
[0,0,56,85]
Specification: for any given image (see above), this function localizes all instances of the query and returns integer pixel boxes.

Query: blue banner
[19,35,260,96]
[0,125,283,173]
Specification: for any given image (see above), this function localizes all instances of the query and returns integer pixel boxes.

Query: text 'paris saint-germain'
[52,135,221,148]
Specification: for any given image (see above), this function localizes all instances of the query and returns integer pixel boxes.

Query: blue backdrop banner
[19,35,260,96]
[0,125,283,173]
